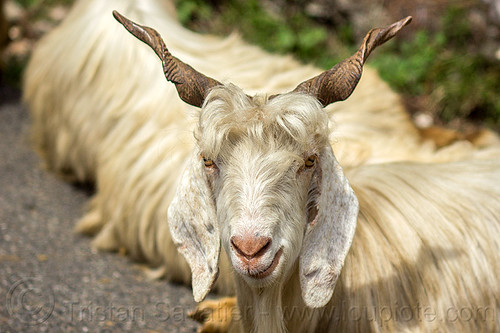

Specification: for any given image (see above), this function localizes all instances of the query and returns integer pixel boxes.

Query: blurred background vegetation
[1,0,499,130]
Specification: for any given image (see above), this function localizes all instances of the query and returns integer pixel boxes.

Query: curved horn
[293,16,412,107]
[113,10,221,107]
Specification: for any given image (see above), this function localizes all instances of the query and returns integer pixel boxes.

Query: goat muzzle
[231,235,283,279]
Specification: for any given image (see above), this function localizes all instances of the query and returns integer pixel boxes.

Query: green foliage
[222,0,330,58]
[431,52,500,124]
[175,0,343,67]
[13,0,38,7]
[177,0,213,25]
[371,6,500,127]
[14,0,73,8]
[2,56,25,88]
[372,30,446,96]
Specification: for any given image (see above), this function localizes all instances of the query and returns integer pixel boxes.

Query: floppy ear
[168,150,220,302]
[300,145,359,308]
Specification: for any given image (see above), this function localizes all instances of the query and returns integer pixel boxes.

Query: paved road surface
[0,85,200,332]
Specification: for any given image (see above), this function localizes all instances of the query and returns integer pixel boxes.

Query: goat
[110,13,500,333]
[22,1,500,331]
[23,0,499,184]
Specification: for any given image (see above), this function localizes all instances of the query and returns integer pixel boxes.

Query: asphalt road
[0,85,200,332]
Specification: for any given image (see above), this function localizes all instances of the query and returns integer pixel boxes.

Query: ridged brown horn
[293,16,412,107]
[113,10,222,107]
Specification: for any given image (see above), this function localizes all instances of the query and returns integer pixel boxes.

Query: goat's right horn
[293,16,412,107]
[113,11,221,108]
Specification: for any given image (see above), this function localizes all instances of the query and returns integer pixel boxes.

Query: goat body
[23,1,500,332]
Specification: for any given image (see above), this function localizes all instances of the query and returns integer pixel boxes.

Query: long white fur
[22,0,500,332]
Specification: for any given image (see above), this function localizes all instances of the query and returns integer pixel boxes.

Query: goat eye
[201,155,216,168]
[305,155,317,168]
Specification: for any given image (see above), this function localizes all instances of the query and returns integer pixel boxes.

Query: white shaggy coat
[178,87,500,332]
[22,1,500,332]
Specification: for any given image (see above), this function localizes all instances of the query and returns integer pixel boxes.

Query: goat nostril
[230,237,239,253]
[259,240,271,255]
[231,235,272,259]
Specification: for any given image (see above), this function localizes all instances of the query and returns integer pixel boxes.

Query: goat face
[169,85,359,307]
[113,11,410,307]
[201,87,329,289]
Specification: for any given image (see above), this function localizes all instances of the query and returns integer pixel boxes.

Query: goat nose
[231,235,272,259]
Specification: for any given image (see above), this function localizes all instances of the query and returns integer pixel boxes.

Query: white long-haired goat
[106,11,500,333]
[23,1,500,332]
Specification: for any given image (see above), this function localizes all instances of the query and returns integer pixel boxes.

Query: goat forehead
[224,144,300,183]
[198,84,330,157]
[217,142,310,224]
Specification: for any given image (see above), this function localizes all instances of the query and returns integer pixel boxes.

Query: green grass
[371,7,500,127]
[176,0,347,68]
[14,0,73,8]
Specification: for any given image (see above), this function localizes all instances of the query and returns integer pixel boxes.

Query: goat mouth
[247,248,283,279]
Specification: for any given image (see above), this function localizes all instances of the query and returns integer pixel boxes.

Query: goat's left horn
[293,16,412,107]
[113,11,222,108]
